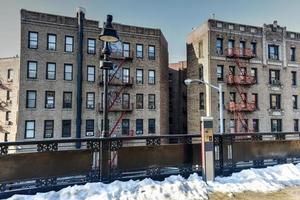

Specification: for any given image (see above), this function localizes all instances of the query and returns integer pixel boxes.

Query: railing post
[100,140,110,182]
[201,116,215,182]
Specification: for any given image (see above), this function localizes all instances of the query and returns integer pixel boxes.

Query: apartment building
[0,57,19,142]
[187,19,300,134]
[169,61,187,134]
[8,8,168,142]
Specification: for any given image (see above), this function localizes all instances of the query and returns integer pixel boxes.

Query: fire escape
[98,50,134,167]
[0,78,12,141]
[225,47,256,132]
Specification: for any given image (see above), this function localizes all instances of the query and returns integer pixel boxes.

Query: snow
[7,163,300,200]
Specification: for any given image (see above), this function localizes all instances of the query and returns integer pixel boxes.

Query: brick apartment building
[187,19,300,134]
[0,57,19,142]
[168,61,187,134]
[0,8,168,142]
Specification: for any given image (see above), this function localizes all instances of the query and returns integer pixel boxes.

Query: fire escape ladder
[108,111,126,137]
[108,59,127,84]
[108,86,125,110]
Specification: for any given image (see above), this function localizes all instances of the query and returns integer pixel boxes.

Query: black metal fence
[1,132,300,199]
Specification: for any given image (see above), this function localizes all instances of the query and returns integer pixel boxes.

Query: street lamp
[99,15,119,138]
[185,79,224,134]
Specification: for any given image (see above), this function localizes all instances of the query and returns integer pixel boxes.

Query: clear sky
[1,0,300,63]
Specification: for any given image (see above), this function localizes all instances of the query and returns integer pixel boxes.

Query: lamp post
[185,79,224,134]
[99,15,119,181]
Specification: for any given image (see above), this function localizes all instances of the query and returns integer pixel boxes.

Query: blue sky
[1,0,300,62]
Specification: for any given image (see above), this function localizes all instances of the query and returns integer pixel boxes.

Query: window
[251,42,257,55]
[294,119,299,132]
[86,92,95,109]
[240,67,246,75]
[87,39,96,54]
[253,119,259,132]
[199,41,203,58]
[28,32,38,49]
[269,69,280,85]
[230,119,235,133]
[122,93,130,109]
[148,45,155,60]
[291,33,295,39]
[45,91,55,109]
[200,92,205,110]
[240,26,245,31]
[136,94,143,109]
[136,119,143,135]
[27,61,37,79]
[62,120,71,137]
[136,44,143,58]
[271,119,282,132]
[292,71,297,86]
[229,66,235,75]
[239,41,245,56]
[26,90,36,108]
[136,69,143,84]
[270,94,281,109]
[251,68,257,82]
[293,95,298,109]
[148,70,155,85]
[25,120,35,139]
[44,120,54,138]
[7,69,13,80]
[252,93,258,108]
[122,68,130,83]
[63,92,72,108]
[47,34,57,51]
[148,119,156,134]
[87,66,95,82]
[65,36,74,52]
[229,92,236,102]
[251,28,257,33]
[122,119,130,135]
[148,94,156,109]
[216,22,222,28]
[290,47,296,61]
[228,39,234,49]
[123,42,130,57]
[268,44,279,60]
[199,66,203,79]
[64,64,73,81]
[229,24,234,30]
[6,91,11,101]
[217,65,224,81]
[5,111,11,122]
[216,38,223,55]
[86,119,94,136]
[46,62,56,80]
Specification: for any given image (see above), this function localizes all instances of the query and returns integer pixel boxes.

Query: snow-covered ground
[7,163,300,200]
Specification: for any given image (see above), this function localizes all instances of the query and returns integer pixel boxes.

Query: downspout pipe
[76,8,85,148]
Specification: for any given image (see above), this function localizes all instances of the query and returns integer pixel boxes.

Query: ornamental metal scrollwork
[179,137,192,144]
[0,145,8,155]
[146,138,161,146]
[251,134,262,141]
[35,178,57,187]
[110,168,122,180]
[213,135,222,145]
[87,141,100,152]
[179,165,193,174]
[146,167,161,177]
[275,133,285,140]
[253,160,264,168]
[110,140,122,151]
[86,169,100,182]
[37,142,58,152]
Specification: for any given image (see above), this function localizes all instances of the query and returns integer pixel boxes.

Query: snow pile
[7,163,300,200]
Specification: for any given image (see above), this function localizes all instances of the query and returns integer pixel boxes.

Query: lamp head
[184,79,193,86]
[99,15,119,43]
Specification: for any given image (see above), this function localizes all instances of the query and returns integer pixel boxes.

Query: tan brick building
[0,8,168,142]
[0,57,19,142]
[169,61,187,134]
[187,19,300,134]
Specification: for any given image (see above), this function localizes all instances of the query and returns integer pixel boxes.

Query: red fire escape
[98,50,134,167]
[225,48,256,132]
[0,78,12,141]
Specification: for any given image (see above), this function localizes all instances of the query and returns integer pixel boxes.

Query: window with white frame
[136,69,143,84]
[25,120,35,139]
[64,64,73,80]
[86,92,95,109]
[65,36,74,52]
[26,90,36,108]
[45,91,55,109]
[136,44,143,58]
[87,39,96,54]
[46,62,56,80]
[87,66,95,82]
[47,34,57,51]
[27,61,37,79]
[28,32,38,49]
[148,70,155,85]
[86,119,94,136]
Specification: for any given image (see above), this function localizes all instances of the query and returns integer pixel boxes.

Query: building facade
[169,61,187,134]
[187,19,300,134]
[0,57,20,142]
[11,8,168,141]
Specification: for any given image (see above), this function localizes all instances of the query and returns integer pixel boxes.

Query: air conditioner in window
[149,105,155,109]
[86,131,94,136]
[87,104,94,109]
[136,79,143,84]
[271,79,281,85]
[7,78,13,82]
[136,130,143,135]
[46,103,54,108]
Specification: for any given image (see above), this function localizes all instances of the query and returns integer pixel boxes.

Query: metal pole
[103,67,109,137]
[219,83,224,134]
